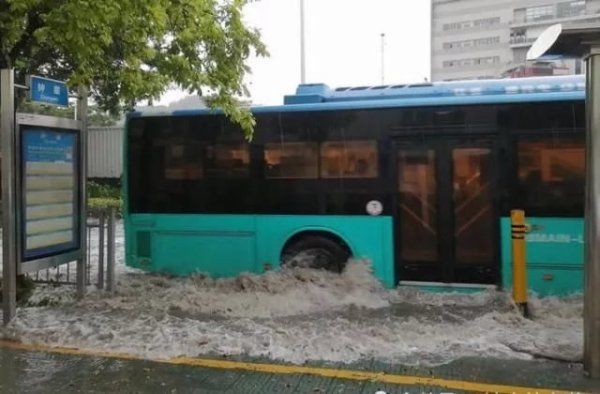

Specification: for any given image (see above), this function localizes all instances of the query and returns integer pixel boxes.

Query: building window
[520,1,586,23]
[443,36,499,50]
[205,143,250,177]
[483,56,499,64]
[320,141,378,178]
[526,5,555,22]
[442,56,500,68]
[443,22,458,31]
[264,142,319,179]
[473,17,500,28]
[517,138,585,215]
[164,142,204,180]
[442,17,499,32]
[557,0,586,18]
[510,29,527,44]
[474,36,499,46]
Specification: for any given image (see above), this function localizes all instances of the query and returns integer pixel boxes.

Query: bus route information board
[22,128,79,260]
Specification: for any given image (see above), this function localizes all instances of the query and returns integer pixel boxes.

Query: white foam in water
[0,223,584,366]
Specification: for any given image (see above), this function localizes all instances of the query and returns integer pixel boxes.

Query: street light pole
[300,0,306,84]
[380,33,386,85]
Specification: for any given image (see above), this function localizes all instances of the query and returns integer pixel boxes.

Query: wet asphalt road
[0,346,424,394]
[0,345,598,393]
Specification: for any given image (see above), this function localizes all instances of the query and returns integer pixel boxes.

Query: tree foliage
[1,0,266,137]
[18,101,121,126]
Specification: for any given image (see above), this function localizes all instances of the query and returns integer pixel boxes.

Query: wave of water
[0,224,584,366]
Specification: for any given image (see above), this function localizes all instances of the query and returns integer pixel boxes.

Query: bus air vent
[137,231,151,258]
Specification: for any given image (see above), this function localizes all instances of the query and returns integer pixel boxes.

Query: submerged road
[0,341,598,393]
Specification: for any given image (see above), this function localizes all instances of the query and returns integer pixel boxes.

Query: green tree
[87,105,121,126]
[17,100,74,118]
[1,0,266,137]
[17,101,121,126]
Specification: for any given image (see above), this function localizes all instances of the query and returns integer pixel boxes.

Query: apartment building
[431,0,600,81]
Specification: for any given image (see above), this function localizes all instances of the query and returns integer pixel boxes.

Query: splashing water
[0,224,584,366]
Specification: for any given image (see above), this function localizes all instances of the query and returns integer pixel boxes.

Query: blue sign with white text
[24,130,75,163]
[22,128,79,260]
[29,75,69,107]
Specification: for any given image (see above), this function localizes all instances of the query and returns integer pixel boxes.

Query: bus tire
[281,235,351,273]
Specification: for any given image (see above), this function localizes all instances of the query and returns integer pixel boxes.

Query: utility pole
[300,0,306,84]
[380,33,386,85]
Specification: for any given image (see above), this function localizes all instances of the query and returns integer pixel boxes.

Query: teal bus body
[126,214,395,287]
[124,75,587,296]
[500,217,584,296]
[126,214,584,295]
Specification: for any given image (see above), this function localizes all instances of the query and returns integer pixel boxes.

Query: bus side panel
[125,214,395,287]
[500,217,584,296]
[255,215,395,288]
[257,215,395,287]
[126,214,258,277]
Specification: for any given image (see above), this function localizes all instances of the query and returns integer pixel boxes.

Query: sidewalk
[0,341,598,393]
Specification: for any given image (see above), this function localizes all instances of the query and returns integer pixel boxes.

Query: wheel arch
[280,227,355,261]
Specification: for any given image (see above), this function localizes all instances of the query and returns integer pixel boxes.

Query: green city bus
[124,75,585,295]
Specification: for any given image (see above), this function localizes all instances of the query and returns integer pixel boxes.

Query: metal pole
[76,86,88,299]
[106,208,115,293]
[510,209,529,317]
[97,213,105,289]
[1,69,17,325]
[584,47,600,379]
[380,33,386,85]
[300,0,306,84]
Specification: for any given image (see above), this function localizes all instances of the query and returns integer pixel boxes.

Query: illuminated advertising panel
[21,127,79,260]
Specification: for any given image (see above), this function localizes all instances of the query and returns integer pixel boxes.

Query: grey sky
[158,0,431,106]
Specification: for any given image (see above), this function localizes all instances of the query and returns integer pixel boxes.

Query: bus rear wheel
[281,235,351,273]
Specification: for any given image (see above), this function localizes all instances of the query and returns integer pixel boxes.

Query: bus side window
[517,138,584,216]
[264,142,319,179]
[163,142,204,180]
[320,140,378,179]
[205,143,250,177]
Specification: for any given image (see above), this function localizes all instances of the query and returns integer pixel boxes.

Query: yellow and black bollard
[511,209,529,317]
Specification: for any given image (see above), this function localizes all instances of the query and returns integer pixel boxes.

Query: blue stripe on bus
[129,90,585,119]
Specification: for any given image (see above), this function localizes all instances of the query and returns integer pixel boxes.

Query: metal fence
[88,126,123,179]
[26,210,117,291]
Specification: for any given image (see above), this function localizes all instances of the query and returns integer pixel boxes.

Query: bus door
[395,139,499,285]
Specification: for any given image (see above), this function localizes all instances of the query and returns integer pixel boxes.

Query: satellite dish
[527,23,562,60]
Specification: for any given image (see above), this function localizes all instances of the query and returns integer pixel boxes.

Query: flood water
[0,223,584,367]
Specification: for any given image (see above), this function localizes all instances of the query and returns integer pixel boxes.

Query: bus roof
[284,74,585,104]
[131,75,585,118]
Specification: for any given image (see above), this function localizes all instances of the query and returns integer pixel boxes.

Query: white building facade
[431,0,600,81]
